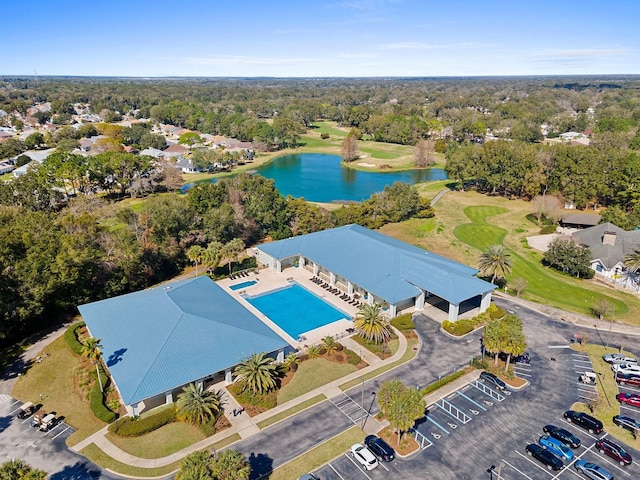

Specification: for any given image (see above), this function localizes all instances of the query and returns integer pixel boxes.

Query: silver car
[603,353,637,364]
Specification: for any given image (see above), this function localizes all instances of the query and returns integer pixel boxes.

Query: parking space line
[514,450,556,478]
[328,463,346,480]
[514,371,532,378]
[571,353,590,357]
[589,449,632,476]
[344,453,373,480]
[52,425,71,440]
[549,345,572,349]
[425,414,450,434]
[619,404,640,414]
[456,391,487,411]
[503,457,535,479]
[378,462,389,472]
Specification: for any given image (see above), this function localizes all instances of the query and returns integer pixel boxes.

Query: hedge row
[64,321,85,355]
[90,384,117,423]
[109,405,177,436]
[442,304,506,336]
[420,369,467,396]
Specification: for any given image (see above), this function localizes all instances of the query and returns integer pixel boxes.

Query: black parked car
[525,443,563,471]
[564,410,603,434]
[364,435,395,462]
[543,424,581,448]
[613,414,640,433]
[479,371,507,391]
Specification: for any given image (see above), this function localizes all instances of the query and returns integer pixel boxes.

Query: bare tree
[414,139,435,167]
[593,298,613,320]
[531,194,562,225]
[341,130,360,162]
[510,277,528,297]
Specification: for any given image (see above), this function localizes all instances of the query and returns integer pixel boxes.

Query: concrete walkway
[70,327,410,468]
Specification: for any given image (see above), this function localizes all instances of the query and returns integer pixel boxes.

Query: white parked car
[603,353,637,364]
[612,363,640,374]
[351,443,378,470]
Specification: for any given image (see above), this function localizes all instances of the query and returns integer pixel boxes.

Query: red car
[617,393,640,408]
[596,438,633,466]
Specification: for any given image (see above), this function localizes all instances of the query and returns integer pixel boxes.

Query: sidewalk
[70,327,410,468]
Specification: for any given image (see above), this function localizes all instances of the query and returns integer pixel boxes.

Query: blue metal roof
[78,276,289,406]
[258,224,495,305]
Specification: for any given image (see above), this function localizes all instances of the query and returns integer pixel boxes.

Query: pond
[183,153,448,202]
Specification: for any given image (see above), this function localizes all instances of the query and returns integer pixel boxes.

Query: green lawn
[11,336,106,445]
[350,335,399,359]
[358,146,398,159]
[309,121,349,137]
[452,204,627,317]
[106,422,206,459]
[257,394,326,429]
[277,358,358,404]
[453,206,508,251]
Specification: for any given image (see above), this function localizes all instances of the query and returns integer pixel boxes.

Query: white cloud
[535,48,627,58]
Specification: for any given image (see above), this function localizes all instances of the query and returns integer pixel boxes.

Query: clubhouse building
[79,224,495,415]
[256,224,496,321]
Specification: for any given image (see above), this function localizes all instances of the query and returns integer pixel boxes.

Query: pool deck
[218,267,360,349]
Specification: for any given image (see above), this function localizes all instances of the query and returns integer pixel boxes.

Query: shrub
[109,405,177,436]
[487,303,506,320]
[228,382,278,409]
[391,313,414,331]
[64,322,85,356]
[420,369,466,396]
[90,384,117,423]
[320,132,329,139]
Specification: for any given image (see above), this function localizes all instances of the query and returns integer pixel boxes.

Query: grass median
[257,395,326,430]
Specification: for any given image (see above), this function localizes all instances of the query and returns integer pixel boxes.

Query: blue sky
[2,0,638,77]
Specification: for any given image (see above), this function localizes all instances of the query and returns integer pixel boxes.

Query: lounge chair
[230,274,235,280]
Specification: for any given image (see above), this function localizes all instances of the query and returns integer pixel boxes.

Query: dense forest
[1,75,640,343]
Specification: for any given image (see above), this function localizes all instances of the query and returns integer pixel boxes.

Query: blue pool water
[229,280,258,290]
[245,283,348,338]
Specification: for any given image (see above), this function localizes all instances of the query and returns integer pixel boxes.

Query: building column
[480,292,492,312]
[196,379,203,391]
[275,260,282,273]
[225,368,233,385]
[448,303,460,322]
[390,304,397,317]
[415,292,425,310]
[299,256,305,268]
[366,292,373,305]
[276,349,284,364]
[347,281,353,295]
[329,272,336,286]
[165,391,173,404]
[313,263,318,275]
[131,403,140,417]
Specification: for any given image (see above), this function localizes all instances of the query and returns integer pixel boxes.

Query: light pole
[487,465,495,480]
[362,391,376,430]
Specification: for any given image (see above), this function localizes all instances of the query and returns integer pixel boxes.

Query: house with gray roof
[572,222,640,279]
[561,213,601,229]
[256,224,496,321]
[78,276,290,416]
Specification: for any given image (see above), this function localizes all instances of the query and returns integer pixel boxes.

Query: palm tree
[322,336,339,354]
[0,459,47,480]
[203,241,223,274]
[187,245,205,277]
[222,238,245,275]
[234,352,280,395]
[478,244,512,284]
[305,345,322,358]
[354,303,392,344]
[210,450,251,480]
[81,337,104,392]
[282,352,299,372]
[175,450,214,480]
[624,248,640,273]
[176,383,223,425]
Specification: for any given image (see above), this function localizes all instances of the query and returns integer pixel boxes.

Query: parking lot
[3,396,76,444]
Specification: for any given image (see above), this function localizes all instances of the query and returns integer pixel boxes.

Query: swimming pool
[229,280,258,291]
[244,283,348,339]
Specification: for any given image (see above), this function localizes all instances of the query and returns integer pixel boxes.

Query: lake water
[183,153,447,202]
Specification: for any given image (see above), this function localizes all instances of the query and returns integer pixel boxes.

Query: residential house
[572,222,640,279]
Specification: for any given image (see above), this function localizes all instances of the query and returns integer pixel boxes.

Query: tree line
[0,163,432,344]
